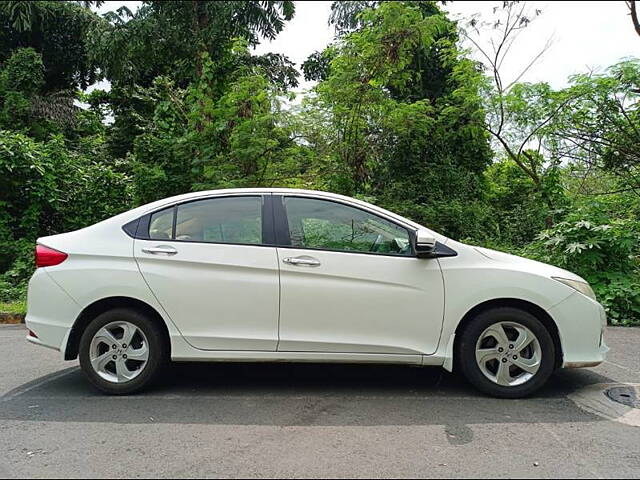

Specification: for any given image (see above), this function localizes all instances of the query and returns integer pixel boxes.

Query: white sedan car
[26,188,608,397]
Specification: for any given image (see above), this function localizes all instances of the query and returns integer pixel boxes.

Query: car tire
[458,307,556,399]
[79,308,166,395]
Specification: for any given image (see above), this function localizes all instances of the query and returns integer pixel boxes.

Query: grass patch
[0,300,27,316]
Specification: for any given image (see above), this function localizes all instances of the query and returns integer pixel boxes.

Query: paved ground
[0,325,639,479]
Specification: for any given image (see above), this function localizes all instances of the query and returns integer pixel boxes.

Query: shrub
[523,206,640,325]
[0,130,133,301]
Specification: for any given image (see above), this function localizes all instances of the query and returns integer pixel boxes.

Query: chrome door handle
[142,245,178,255]
[283,255,321,267]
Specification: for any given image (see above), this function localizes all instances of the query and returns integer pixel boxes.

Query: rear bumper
[548,291,609,369]
[25,269,78,355]
[26,331,62,351]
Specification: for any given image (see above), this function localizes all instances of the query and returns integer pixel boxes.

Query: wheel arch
[452,298,563,370]
[64,296,171,361]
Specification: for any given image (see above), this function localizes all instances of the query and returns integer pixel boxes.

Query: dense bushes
[522,201,640,325]
[0,130,132,299]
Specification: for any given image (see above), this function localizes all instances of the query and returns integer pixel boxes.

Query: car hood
[473,246,587,284]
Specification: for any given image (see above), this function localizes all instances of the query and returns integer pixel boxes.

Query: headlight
[552,277,597,301]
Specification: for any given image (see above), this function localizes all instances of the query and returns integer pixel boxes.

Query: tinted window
[175,196,262,245]
[283,197,412,256]
[149,207,174,240]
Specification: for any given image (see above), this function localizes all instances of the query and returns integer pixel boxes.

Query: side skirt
[171,350,446,366]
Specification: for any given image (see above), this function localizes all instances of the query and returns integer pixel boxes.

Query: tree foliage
[88,1,297,89]
[300,2,492,239]
[86,1,299,160]
[524,201,640,324]
[0,1,102,90]
[548,61,640,196]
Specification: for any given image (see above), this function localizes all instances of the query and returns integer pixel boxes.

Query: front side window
[174,196,263,245]
[283,197,412,256]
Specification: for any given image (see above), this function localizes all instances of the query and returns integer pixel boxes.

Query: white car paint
[277,247,444,355]
[135,240,280,351]
[434,239,608,368]
[25,188,608,372]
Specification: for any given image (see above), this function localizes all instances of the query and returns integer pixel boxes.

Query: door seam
[275,247,282,351]
[132,238,190,344]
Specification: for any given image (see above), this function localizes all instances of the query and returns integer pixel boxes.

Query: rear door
[275,195,445,355]
[134,194,280,351]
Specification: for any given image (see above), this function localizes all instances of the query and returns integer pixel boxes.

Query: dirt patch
[0,313,25,324]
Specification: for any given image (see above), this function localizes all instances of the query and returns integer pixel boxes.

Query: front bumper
[548,291,609,368]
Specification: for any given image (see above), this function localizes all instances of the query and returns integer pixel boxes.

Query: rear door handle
[283,255,321,267]
[142,245,178,255]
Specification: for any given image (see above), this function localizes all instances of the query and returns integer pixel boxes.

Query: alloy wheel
[89,321,149,383]
[475,321,542,387]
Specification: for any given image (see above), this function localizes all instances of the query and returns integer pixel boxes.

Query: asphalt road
[1,325,639,479]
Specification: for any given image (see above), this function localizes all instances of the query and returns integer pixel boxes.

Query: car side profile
[26,188,608,398]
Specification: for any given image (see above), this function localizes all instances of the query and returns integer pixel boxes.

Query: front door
[135,194,280,351]
[275,195,445,355]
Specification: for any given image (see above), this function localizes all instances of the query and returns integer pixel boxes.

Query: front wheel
[458,307,556,398]
[79,308,166,395]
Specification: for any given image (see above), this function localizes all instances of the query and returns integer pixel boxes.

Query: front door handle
[283,255,321,267]
[142,245,178,255]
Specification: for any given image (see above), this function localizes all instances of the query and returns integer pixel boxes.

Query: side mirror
[415,229,436,258]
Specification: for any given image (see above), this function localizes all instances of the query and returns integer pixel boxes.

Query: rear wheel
[79,308,166,395]
[458,307,555,398]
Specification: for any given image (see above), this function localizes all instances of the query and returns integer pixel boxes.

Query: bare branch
[516,94,579,157]
[628,1,640,37]
[504,34,554,91]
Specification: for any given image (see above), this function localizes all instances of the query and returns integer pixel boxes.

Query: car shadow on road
[0,362,612,426]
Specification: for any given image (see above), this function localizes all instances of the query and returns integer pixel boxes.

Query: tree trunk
[629,1,640,37]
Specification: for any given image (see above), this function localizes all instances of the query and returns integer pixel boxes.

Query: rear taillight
[35,244,68,268]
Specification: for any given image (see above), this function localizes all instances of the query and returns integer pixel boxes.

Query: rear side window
[174,196,263,245]
[149,207,174,240]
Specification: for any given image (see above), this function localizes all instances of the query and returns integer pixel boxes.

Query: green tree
[88,1,298,159]
[0,1,103,91]
[130,45,308,204]
[0,47,44,132]
[301,2,492,237]
[484,156,564,247]
[460,2,574,226]
[0,47,102,140]
[89,1,297,89]
[547,60,640,197]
